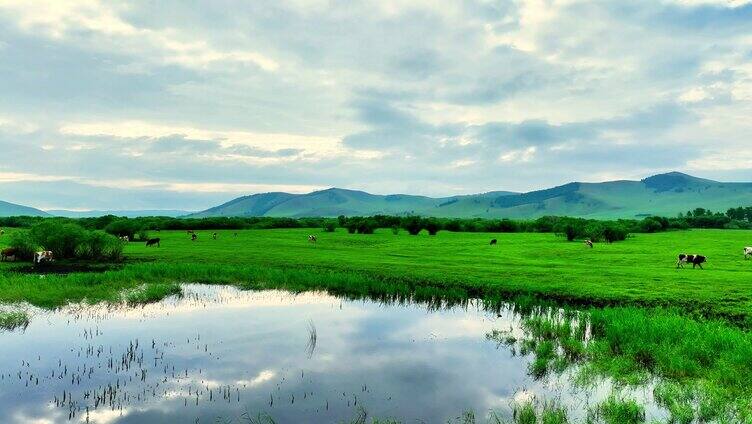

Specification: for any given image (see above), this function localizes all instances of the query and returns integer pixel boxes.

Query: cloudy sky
[0,0,751,211]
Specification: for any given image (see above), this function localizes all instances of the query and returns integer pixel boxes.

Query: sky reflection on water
[0,285,652,423]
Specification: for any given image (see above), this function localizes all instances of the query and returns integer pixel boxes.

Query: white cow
[33,250,54,265]
[744,247,752,259]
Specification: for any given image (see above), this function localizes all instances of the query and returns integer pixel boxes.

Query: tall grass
[0,310,29,330]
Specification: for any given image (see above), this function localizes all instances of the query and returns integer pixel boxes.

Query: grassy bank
[2,227,752,321]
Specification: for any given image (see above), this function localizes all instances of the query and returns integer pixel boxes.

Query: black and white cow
[584,239,594,248]
[677,253,706,269]
[308,235,317,243]
[744,247,752,259]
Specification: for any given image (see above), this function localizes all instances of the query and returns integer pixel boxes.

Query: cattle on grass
[744,247,752,259]
[1,247,17,261]
[212,232,218,240]
[145,238,161,247]
[677,253,706,269]
[584,239,594,248]
[489,239,497,245]
[191,233,198,241]
[33,250,54,265]
[308,235,317,243]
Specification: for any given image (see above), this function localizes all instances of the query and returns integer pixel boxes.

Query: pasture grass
[2,228,752,420]
[1,227,752,320]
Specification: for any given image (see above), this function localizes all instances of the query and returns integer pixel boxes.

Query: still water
[0,285,658,423]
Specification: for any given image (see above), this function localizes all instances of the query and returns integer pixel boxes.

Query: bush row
[9,221,123,261]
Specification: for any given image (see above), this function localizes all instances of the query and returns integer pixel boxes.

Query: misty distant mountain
[47,210,192,218]
[190,172,752,219]
[0,200,49,217]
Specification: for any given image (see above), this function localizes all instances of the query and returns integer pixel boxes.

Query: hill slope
[190,172,752,219]
[0,200,49,217]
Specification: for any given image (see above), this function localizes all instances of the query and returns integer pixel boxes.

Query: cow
[145,238,161,247]
[744,247,752,259]
[191,233,198,241]
[489,239,497,245]
[1,247,17,261]
[33,250,54,265]
[233,232,238,237]
[0,229,4,236]
[212,232,218,240]
[119,235,130,242]
[584,239,594,248]
[677,253,706,269]
[308,235,317,243]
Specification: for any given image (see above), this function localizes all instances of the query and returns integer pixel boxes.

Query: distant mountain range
[3,172,752,219]
[46,210,192,218]
[189,172,752,219]
[0,200,49,217]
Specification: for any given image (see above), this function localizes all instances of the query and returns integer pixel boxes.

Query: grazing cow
[744,247,752,259]
[145,238,161,247]
[212,232,218,240]
[490,239,497,245]
[33,250,54,265]
[191,233,198,241]
[308,235,317,243]
[0,229,4,236]
[584,239,594,248]
[1,247,17,261]
[677,253,706,269]
[233,232,238,237]
[119,235,130,242]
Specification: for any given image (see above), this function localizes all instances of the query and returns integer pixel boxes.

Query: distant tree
[425,219,440,236]
[401,216,424,235]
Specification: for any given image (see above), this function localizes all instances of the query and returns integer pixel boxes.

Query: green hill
[0,200,49,217]
[191,172,752,219]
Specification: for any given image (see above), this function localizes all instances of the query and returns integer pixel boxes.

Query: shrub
[76,231,123,261]
[640,217,663,233]
[603,225,629,243]
[136,228,150,241]
[322,220,337,232]
[401,216,424,235]
[425,219,440,236]
[8,231,37,260]
[356,218,377,234]
[29,220,87,258]
[390,225,400,235]
[105,219,144,240]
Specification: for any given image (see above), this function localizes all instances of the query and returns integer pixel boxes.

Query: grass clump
[588,394,645,424]
[0,310,30,330]
[124,282,182,305]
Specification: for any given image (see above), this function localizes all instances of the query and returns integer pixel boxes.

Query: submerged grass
[0,310,29,330]
[488,306,752,422]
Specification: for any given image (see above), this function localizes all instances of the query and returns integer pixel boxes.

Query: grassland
[1,227,752,421]
[6,227,751,319]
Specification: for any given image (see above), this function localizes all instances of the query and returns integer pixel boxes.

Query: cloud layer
[0,0,751,210]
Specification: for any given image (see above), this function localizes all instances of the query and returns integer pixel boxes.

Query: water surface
[0,285,658,423]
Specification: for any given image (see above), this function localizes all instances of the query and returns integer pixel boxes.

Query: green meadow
[6,227,751,319]
[2,227,752,421]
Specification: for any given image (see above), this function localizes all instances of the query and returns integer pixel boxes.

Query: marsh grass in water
[124,282,182,305]
[488,306,752,422]
[0,310,29,330]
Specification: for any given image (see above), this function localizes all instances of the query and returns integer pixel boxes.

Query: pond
[0,285,662,423]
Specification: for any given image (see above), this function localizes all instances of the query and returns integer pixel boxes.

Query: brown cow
[1,247,17,261]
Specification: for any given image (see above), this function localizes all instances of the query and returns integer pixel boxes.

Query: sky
[0,0,751,211]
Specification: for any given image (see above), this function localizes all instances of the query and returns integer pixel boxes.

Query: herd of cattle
[0,228,752,269]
